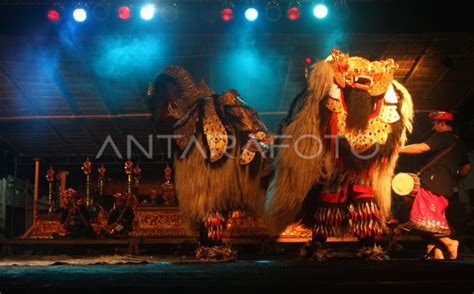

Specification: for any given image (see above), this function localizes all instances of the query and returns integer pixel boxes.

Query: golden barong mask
[329,48,399,96]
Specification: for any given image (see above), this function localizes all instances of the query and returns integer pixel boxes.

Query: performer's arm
[399,143,431,154]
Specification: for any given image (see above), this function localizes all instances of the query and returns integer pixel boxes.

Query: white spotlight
[140,4,155,20]
[245,7,259,21]
[313,3,328,19]
[73,7,87,22]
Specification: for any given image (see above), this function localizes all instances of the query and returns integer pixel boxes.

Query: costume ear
[392,80,414,134]
[150,65,201,114]
[384,84,398,104]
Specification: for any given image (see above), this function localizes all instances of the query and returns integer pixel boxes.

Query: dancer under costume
[265,48,414,260]
[148,65,272,261]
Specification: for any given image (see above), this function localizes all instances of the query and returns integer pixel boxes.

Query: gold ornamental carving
[130,207,193,238]
[26,208,313,241]
[29,214,62,239]
[203,98,228,162]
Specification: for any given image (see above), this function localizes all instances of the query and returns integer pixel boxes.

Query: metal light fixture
[160,2,178,23]
[265,0,282,22]
[333,0,350,21]
[93,1,109,21]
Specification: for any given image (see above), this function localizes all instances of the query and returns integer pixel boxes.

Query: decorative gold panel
[129,206,193,238]
[28,214,62,239]
[26,208,312,242]
[131,208,312,240]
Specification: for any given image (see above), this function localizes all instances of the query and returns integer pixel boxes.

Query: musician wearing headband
[54,188,95,238]
[399,111,471,259]
[101,192,135,238]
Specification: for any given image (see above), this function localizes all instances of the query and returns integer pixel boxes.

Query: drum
[391,172,420,197]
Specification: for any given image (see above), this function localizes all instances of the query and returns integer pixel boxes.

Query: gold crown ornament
[329,48,399,96]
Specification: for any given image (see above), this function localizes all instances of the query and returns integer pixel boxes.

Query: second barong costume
[265,48,414,259]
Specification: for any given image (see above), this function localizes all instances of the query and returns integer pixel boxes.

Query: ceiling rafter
[77,59,164,155]
[0,59,75,155]
[55,45,137,155]
[85,70,132,143]
[1,32,474,155]
[403,36,435,84]
[50,68,102,149]
[421,66,451,101]
[420,38,473,102]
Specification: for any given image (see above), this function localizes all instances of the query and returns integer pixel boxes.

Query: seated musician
[147,188,164,206]
[101,192,135,238]
[54,188,96,238]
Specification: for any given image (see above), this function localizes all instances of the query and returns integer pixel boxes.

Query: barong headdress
[328,48,399,96]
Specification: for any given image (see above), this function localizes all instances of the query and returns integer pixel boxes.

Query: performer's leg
[195,211,235,261]
[348,184,386,260]
[308,183,348,260]
[313,184,348,241]
[201,211,226,246]
[348,184,383,240]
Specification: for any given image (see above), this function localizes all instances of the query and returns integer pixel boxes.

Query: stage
[2,212,474,292]
[1,253,474,293]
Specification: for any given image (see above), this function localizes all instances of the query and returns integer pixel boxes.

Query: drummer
[399,111,470,259]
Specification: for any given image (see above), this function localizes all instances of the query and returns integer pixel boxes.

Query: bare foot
[426,246,444,260]
[433,248,444,259]
[447,240,459,259]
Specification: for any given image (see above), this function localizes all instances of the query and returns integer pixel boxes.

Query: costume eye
[354,68,359,73]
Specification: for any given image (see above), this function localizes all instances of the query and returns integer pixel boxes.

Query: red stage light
[221,8,234,22]
[117,5,131,20]
[47,9,61,22]
[287,6,300,21]
[304,57,312,64]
